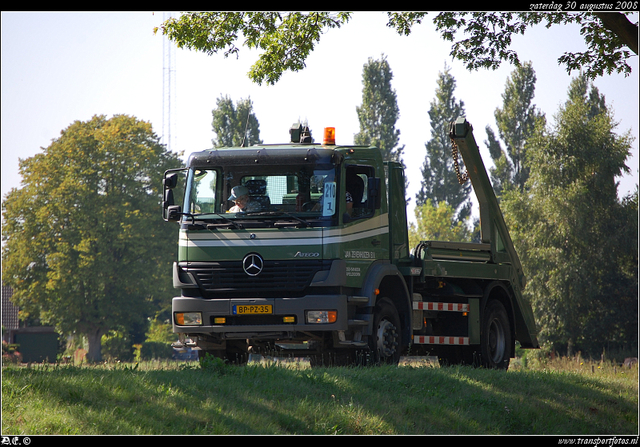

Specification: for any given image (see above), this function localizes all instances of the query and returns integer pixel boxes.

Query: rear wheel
[368,298,402,365]
[480,299,512,370]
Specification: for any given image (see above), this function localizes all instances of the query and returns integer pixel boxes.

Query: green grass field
[2,355,637,435]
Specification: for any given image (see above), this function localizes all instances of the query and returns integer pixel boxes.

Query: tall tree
[212,95,262,148]
[416,64,471,223]
[1,115,183,361]
[501,75,637,357]
[354,55,405,165]
[484,61,545,197]
[156,12,637,85]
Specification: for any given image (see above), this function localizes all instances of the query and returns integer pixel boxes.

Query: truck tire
[480,299,512,370]
[368,298,402,365]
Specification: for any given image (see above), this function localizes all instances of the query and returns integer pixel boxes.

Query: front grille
[182,260,332,298]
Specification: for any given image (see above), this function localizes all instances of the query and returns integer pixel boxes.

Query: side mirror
[163,189,182,221]
[162,170,183,222]
[164,172,178,189]
[164,188,175,207]
[166,205,182,222]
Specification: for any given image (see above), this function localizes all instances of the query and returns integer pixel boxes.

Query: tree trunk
[86,328,105,362]
[594,12,638,55]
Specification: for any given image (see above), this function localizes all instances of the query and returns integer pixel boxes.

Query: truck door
[336,164,388,287]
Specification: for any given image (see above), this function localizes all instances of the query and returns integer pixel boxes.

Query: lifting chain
[451,137,469,185]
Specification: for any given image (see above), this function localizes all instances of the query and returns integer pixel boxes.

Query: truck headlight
[306,310,337,324]
[175,312,203,326]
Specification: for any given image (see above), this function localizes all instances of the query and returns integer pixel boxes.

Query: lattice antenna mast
[162,12,177,152]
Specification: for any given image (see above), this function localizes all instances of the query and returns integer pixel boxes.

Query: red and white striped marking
[413,302,469,312]
[413,336,470,345]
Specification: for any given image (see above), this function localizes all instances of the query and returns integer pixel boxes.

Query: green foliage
[434,12,528,71]
[211,95,262,147]
[101,331,134,363]
[1,114,183,362]
[555,13,637,78]
[199,353,230,375]
[145,317,175,344]
[138,341,173,361]
[156,12,637,86]
[417,64,471,222]
[354,55,404,165]
[2,341,22,365]
[502,75,637,357]
[408,199,474,249]
[432,12,636,79]
[155,12,352,85]
[484,62,545,197]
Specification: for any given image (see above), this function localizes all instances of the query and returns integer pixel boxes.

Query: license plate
[233,304,272,315]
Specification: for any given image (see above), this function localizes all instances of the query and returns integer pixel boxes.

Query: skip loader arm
[449,117,539,349]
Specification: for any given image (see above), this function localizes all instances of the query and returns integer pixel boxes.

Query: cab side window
[346,165,374,220]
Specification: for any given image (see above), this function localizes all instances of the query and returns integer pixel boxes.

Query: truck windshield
[184,164,339,226]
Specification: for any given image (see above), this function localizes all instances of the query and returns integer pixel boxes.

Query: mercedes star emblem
[242,253,264,276]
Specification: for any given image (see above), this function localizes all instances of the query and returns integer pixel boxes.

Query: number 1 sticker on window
[323,182,336,217]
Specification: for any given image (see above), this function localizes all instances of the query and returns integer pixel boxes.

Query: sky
[2,11,638,225]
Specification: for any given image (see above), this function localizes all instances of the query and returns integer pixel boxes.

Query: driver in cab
[228,185,260,213]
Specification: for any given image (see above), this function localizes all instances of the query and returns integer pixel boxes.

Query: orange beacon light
[323,127,336,145]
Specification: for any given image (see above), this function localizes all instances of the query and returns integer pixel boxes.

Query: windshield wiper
[243,210,312,227]
[183,212,244,229]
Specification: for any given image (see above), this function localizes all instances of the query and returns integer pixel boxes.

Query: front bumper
[172,294,349,336]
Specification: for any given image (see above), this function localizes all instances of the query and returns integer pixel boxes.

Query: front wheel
[368,298,402,365]
[480,299,512,370]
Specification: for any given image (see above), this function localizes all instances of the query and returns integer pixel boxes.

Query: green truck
[163,117,538,369]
